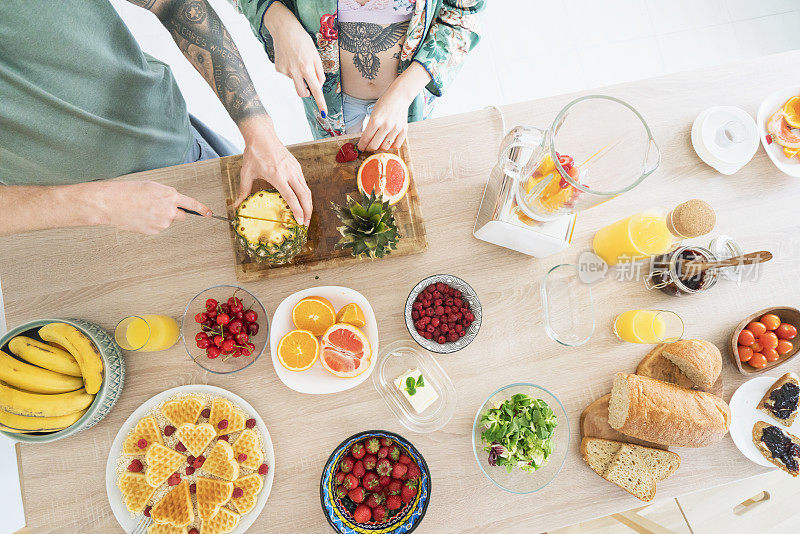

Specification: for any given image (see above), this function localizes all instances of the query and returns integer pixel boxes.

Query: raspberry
[168,473,180,486]
[238,453,247,462]
[201,408,211,418]
[193,456,205,469]
[187,455,196,465]
[189,483,197,494]
[163,425,176,437]
[232,487,244,499]
[217,419,228,430]
[143,506,151,517]
[185,466,195,475]
[137,439,147,450]
[245,418,256,429]
[218,434,229,442]
[258,463,268,475]
[189,529,199,534]
[127,460,143,472]
[175,442,187,452]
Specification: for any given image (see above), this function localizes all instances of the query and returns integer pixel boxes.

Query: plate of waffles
[105,385,274,534]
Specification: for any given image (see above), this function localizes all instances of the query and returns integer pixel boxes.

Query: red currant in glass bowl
[181,285,268,373]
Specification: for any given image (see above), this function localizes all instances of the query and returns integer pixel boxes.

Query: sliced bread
[603,445,657,502]
[758,372,800,426]
[753,421,800,477]
[660,339,721,389]
[580,437,621,476]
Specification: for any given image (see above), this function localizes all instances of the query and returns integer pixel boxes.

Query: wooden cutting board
[221,135,427,281]
[580,344,724,447]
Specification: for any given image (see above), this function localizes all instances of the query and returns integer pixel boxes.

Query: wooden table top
[4,50,799,533]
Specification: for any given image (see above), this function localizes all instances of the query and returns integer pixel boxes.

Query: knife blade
[178,207,286,224]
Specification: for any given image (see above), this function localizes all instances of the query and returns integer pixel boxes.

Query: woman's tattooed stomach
[339,20,409,100]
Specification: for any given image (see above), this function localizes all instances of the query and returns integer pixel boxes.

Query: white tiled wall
[2,1,800,532]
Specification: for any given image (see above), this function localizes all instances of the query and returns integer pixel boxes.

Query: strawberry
[127,460,143,472]
[376,458,392,476]
[398,454,412,465]
[200,408,211,418]
[391,463,407,479]
[351,442,366,459]
[343,473,359,490]
[163,425,176,437]
[347,486,365,504]
[379,475,391,487]
[336,142,360,163]
[372,505,387,522]
[365,437,380,454]
[386,495,402,511]
[405,463,421,481]
[189,529,199,534]
[143,506,152,517]
[401,481,417,503]
[353,503,371,523]
[387,480,402,495]
[362,472,379,491]
[365,492,384,508]
[380,437,392,447]
[352,460,366,478]
[335,485,346,499]
[340,455,355,473]
[335,471,346,485]
[377,446,389,459]
[363,454,377,470]
[388,445,400,461]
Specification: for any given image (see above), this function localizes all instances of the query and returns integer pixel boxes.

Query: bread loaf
[608,373,730,447]
[660,339,721,389]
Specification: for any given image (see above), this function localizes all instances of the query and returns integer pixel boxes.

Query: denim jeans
[343,94,377,134]
[183,114,240,163]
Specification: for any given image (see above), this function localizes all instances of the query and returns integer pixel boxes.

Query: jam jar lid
[708,234,743,281]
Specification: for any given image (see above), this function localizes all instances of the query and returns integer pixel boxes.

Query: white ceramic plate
[105,385,275,533]
[729,375,799,468]
[270,286,378,394]
[756,85,800,177]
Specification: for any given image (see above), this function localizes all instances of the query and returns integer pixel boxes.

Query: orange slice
[783,146,800,159]
[335,303,366,328]
[277,330,319,371]
[291,297,336,336]
[356,153,410,205]
[319,324,371,378]
[783,96,800,128]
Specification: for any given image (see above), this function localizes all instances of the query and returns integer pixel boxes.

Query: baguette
[752,421,800,477]
[757,373,800,426]
[660,339,721,389]
[608,373,731,448]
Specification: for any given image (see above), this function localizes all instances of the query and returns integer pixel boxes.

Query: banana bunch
[0,323,105,434]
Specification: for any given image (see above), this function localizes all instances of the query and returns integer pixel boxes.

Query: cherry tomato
[751,341,763,353]
[748,352,768,369]
[759,331,779,350]
[737,329,755,346]
[776,323,798,340]
[761,314,781,331]
[737,345,754,362]
[777,340,793,355]
[747,321,767,337]
[762,347,780,362]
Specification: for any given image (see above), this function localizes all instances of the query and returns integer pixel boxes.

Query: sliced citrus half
[356,153,410,206]
[291,296,336,336]
[783,146,800,159]
[783,96,800,128]
[335,303,366,328]
[277,329,319,371]
[319,323,371,378]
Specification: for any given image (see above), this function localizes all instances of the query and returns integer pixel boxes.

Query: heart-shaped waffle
[230,473,263,515]
[151,480,193,528]
[196,476,234,520]
[231,429,264,471]
[201,440,239,481]
[161,396,203,427]
[145,443,186,487]
[147,524,187,534]
[117,472,156,513]
[176,423,216,457]
[200,506,240,534]
[208,398,246,436]
[123,416,163,455]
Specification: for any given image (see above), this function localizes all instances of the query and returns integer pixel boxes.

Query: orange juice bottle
[592,200,715,265]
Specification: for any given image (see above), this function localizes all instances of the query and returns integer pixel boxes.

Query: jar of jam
[645,246,719,296]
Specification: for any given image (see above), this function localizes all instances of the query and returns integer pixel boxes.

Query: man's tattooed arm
[127,0,266,123]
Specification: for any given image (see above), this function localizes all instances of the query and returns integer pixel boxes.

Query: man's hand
[238,119,312,225]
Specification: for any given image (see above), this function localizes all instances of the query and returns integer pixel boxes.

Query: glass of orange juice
[613,310,683,344]
[115,315,180,352]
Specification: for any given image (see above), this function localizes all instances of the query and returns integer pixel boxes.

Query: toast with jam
[752,421,800,477]
[758,372,800,426]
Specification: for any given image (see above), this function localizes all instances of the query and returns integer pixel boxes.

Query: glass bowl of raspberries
[405,274,482,354]
[320,430,430,533]
[181,285,268,374]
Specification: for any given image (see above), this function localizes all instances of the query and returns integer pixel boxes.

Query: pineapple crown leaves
[331,191,400,259]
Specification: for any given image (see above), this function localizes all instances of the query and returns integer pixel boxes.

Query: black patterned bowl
[404,274,482,354]
[0,318,125,443]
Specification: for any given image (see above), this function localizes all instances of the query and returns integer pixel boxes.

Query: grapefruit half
[356,153,410,206]
[319,323,372,378]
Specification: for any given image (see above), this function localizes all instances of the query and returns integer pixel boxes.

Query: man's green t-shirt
[0,0,193,185]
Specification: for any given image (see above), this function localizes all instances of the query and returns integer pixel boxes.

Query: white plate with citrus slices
[757,86,800,177]
[270,286,378,394]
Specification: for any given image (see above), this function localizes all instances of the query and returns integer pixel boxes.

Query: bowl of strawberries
[405,274,481,354]
[320,430,430,534]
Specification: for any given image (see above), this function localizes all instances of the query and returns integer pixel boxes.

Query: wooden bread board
[581,344,724,447]
[222,135,427,281]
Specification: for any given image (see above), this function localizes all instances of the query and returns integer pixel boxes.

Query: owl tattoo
[339,21,407,80]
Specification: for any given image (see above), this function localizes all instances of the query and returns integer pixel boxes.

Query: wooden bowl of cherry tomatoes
[730,306,800,374]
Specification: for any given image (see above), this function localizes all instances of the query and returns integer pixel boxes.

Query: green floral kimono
[237,0,484,138]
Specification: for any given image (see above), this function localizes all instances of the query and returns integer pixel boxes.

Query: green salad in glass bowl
[472,383,569,493]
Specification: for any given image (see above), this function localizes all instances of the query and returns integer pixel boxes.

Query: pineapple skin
[234,190,307,265]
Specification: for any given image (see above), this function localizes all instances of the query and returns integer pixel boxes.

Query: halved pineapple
[234,191,307,265]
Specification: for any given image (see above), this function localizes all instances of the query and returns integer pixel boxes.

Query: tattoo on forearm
[127,0,158,8]
[339,22,407,80]
[159,0,266,123]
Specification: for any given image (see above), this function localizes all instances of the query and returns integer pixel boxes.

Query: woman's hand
[264,2,327,116]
